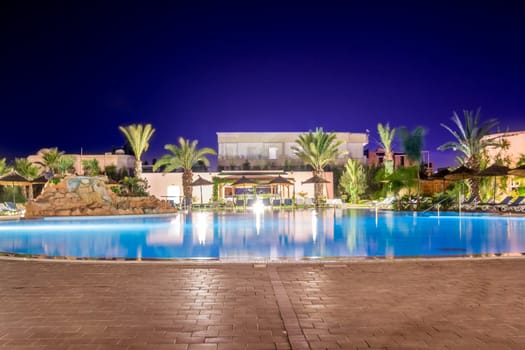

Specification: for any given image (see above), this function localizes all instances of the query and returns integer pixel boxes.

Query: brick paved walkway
[0,258,524,349]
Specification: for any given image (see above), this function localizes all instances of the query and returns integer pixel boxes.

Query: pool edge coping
[1,252,524,264]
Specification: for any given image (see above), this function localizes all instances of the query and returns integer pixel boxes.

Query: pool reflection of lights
[252,199,265,214]
[196,212,208,245]
[252,199,265,235]
[311,210,318,242]
[0,210,524,259]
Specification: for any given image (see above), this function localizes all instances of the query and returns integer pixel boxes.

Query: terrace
[1,258,524,349]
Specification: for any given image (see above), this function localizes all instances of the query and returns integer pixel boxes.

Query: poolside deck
[1,258,524,349]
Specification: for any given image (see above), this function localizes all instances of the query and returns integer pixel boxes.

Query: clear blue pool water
[0,209,524,259]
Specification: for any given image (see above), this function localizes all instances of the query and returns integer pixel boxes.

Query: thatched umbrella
[477,164,510,203]
[302,175,330,206]
[301,175,330,184]
[231,176,257,187]
[231,176,257,207]
[26,175,48,200]
[444,165,477,205]
[268,175,293,202]
[191,176,213,205]
[30,175,48,184]
[509,164,525,177]
[0,171,30,203]
[444,165,476,181]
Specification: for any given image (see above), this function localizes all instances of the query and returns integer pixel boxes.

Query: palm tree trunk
[182,169,193,204]
[313,170,324,206]
[466,157,481,199]
[134,159,142,179]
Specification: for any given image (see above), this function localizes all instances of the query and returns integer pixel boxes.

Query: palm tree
[153,138,216,204]
[0,158,10,177]
[57,155,75,176]
[399,126,426,203]
[37,148,65,174]
[82,158,101,176]
[14,158,40,200]
[377,123,396,175]
[292,128,347,203]
[438,109,500,198]
[118,123,156,179]
[339,159,367,204]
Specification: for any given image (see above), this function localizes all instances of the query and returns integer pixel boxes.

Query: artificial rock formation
[25,176,176,218]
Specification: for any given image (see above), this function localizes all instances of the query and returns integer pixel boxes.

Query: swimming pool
[0,209,524,259]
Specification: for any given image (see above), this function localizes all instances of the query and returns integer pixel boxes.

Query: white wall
[143,171,335,203]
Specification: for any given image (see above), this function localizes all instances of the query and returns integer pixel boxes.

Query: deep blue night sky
[1,1,524,169]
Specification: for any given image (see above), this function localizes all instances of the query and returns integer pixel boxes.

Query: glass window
[269,147,277,159]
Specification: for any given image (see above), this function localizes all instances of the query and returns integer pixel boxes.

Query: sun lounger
[374,196,395,209]
[326,198,343,208]
[500,196,525,212]
[2,202,22,216]
[478,196,513,211]
[0,203,11,215]
[452,196,479,211]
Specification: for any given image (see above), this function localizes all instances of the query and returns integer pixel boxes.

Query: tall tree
[377,123,396,175]
[438,109,500,198]
[37,148,64,174]
[14,158,40,200]
[153,138,216,204]
[57,156,75,176]
[0,158,10,177]
[118,123,156,179]
[339,159,367,204]
[292,128,346,203]
[399,126,426,202]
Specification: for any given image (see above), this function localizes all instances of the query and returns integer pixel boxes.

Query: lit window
[269,147,277,160]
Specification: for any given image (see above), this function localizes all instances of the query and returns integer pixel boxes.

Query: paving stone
[0,258,524,349]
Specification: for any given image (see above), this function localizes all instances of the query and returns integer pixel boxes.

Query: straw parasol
[231,176,257,187]
[268,175,293,185]
[477,164,510,203]
[231,176,257,207]
[191,176,213,205]
[301,175,330,184]
[444,165,476,181]
[268,175,293,200]
[0,171,31,203]
[301,175,330,206]
[509,164,525,177]
[444,165,477,203]
[30,175,48,184]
